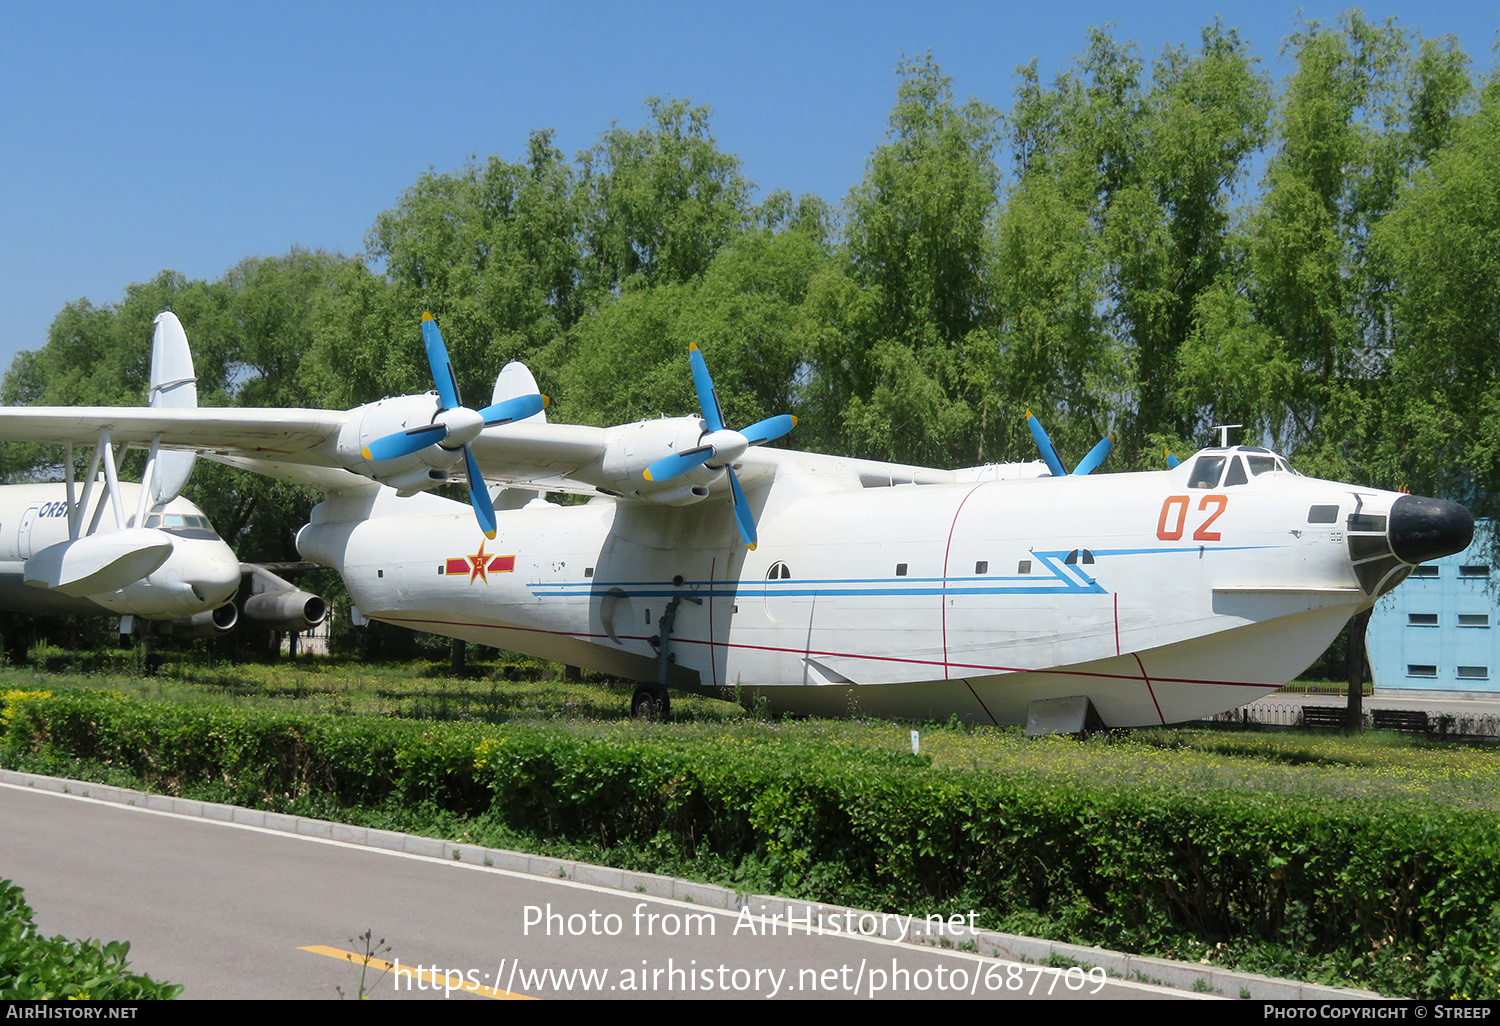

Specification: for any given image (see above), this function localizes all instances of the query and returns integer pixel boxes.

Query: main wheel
[631,685,670,721]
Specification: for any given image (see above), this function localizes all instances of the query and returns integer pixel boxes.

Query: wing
[0,404,611,489]
[0,407,347,452]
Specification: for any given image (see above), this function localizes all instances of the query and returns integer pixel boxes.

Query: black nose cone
[1389,495,1475,565]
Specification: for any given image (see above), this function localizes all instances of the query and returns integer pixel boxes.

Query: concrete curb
[0,767,1381,1001]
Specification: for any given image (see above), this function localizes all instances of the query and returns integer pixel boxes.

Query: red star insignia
[467,541,492,584]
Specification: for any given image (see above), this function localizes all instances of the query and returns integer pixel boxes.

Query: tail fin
[491,362,547,425]
[146,312,198,506]
[490,361,546,508]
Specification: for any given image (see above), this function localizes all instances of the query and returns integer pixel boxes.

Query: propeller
[1025,412,1112,476]
[642,342,796,549]
[361,312,550,538]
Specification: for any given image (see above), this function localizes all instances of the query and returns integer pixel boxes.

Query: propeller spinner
[361,313,550,539]
[641,342,795,550]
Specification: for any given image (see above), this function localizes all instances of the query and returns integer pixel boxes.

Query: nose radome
[1389,495,1475,565]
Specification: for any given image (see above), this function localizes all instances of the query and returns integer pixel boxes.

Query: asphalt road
[0,781,1188,1001]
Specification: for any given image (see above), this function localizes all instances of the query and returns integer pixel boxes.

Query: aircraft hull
[303,466,1386,727]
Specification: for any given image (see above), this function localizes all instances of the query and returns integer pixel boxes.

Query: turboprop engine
[345,313,548,537]
[583,342,796,546]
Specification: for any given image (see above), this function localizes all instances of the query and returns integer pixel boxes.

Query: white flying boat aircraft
[0,313,324,639]
[0,314,1471,727]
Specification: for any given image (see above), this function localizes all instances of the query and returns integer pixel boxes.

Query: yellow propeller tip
[689,341,700,352]
[422,311,435,321]
[642,469,654,482]
[361,447,373,461]
[541,394,552,408]
[790,415,798,427]
[747,542,757,551]
[484,530,496,540]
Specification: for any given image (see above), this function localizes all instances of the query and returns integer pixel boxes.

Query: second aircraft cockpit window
[128,513,221,539]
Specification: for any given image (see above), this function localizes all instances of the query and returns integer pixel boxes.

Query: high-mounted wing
[0,314,1034,542]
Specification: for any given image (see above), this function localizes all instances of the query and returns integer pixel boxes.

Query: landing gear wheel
[631,685,670,721]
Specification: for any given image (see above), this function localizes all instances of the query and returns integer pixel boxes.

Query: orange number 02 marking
[1157,494,1229,542]
[1193,495,1228,541]
[1156,495,1189,540]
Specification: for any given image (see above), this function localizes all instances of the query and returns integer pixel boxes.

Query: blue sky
[2,1,1495,377]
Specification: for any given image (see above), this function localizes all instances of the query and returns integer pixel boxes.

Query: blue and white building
[1367,519,1498,694]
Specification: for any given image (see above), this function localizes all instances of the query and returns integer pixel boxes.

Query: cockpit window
[1223,457,1249,487]
[1188,456,1226,489]
[1246,455,1286,476]
[140,513,220,538]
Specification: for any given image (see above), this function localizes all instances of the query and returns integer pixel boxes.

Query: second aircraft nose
[1389,495,1475,565]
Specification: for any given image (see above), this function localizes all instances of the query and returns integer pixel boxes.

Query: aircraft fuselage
[0,484,240,620]
[299,450,1451,727]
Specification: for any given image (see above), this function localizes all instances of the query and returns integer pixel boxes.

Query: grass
[5,649,1500,811]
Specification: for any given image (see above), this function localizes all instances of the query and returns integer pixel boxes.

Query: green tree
[1369,72,1498,510]
[364,130,584,400]
[577,98,753,297]
[1233,14,1469,478]
[998,25,1272,466]
[557,224,829,429]
[808,54,1001,466]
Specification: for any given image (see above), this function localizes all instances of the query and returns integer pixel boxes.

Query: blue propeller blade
[740,414,797,447]
[1166,450,1181,469]
[688,343,725,433]
[726,467,756,550]
[476,393,549,427]
[362,422,447,462]
[1073,435,1114,476]
[644,446,716,484]
[1026,412,1068,477]
[421,313,463,411]
[462,445,497,539]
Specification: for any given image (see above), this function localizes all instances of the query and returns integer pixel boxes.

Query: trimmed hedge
[3,690,1498,998]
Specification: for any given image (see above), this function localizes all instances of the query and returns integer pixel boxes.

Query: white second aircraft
[0,314,1472,726]
[0,313,323,639]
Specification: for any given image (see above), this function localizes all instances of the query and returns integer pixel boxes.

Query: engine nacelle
[336,393,463,481]
[243,590,328,633]
[593,417,722,501]
[381,466,450,496]
[171,602,239,637]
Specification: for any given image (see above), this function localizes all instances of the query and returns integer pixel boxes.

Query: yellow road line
[298,944,535,1000]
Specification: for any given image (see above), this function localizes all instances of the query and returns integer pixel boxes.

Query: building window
[1459,565,1490,579]
[1407,664,1438,677]
[1458,665,1490,680]
[1458,614,1490,628]
[1411,565,1439,578]
[1407,613,1439,626]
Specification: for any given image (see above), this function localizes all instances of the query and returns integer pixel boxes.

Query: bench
[1372,709,1430,733]
[1300,706,1349,728]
